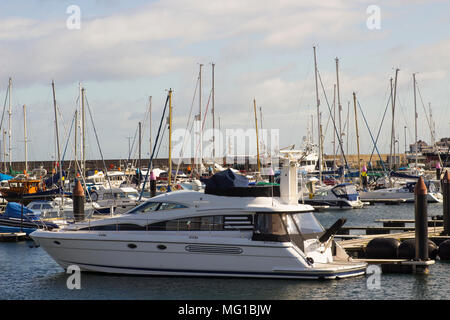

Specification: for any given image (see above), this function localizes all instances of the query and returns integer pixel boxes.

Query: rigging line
[192,88,212,175]
[415,82,432,135]
[154,119,167,161]
[415,81,444,167]
[395,78,413,139]
[130,102,152,164]
[60,109,76,169]
[0,84,9,133]
[128,123,139,163]
[175,75,200,180]
[60,107,75,168]
[316,69,349,170]
[84,95,115,199]
[368,86,392,169]
[139,93,171,201]
[357,99,386,172]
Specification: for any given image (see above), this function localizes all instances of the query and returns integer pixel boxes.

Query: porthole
[54,241,61,245]
[127,243,137,249]
[157,244,167,250]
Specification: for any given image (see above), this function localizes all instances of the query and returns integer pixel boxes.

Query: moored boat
[31,156,367,279]
[0,202,59,235]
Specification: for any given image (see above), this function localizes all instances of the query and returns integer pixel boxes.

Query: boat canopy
[0,173,13,181]
[204,169,249,189]
[204,169,280,197]
[3,202,39,220]
[44,171,67,188]
[331,183,359,201]
[390,171,420,180]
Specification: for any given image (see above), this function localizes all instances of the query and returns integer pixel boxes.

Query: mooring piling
[73,179,85,222]
[443,170,450,236]
[415,176,429,261]
[150,170,157,198]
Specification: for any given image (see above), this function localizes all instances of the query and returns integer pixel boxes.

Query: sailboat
[359,73,443,203]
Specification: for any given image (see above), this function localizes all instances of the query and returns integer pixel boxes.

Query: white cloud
[1,0,449,160]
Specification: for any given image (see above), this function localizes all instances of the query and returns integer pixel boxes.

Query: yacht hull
[31,231,366,279]
[359,191,442,203]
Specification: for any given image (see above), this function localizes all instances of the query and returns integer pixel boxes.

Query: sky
[0,0,449,162]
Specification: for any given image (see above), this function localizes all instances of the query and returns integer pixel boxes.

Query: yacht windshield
[332,184,358,198]
[290,212,324,234]
[128,202,161,214]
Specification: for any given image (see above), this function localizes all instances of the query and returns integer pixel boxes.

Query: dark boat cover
[204,169,249,189]
[390,171,420,180]
[204,169,280,197]
[44,171,67,188]
[3,202,40,221]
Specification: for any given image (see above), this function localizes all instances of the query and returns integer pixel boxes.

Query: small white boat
[26,199,98,226]
[301,183,365,209]
[87,187,146,215]
[31,156,367,280]
[359,181,442,203]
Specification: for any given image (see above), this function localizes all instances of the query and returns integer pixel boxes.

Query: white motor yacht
[30,156,367,280]
[301,183,365,209]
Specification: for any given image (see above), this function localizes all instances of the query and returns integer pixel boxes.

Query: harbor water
[1,202,449,300]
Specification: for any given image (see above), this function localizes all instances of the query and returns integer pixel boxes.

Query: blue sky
[0,0,449,162]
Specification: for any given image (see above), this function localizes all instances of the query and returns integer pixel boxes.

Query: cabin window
[31,204,41,210]
[147,221,167,231]
[159,202,188,211]
[252,213,289,242]
[126,193,140,199]
[103,193,113,200]
[42,204,53,210]
[80,223,146,231]
[164,216,223,231]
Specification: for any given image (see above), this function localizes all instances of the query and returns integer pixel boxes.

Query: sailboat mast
[8,78,12,170]
[346,101,350,157]
[353,92,361,188]
[259,106,264,163]
[253,99,261,174]
[429,102,435,146]
[392,69,399,169]
[198,64,203,175]
[52,80,64,192]
[23,105,28,173]
[211,63,215,161]
[168,89,173,190]
[313,46,322,182]
[3,130,6,172]
[332,83,336,164]
[149,95,152,167]
[81,87,86,179]
[138,121,142,169]
[413,73,418,169]
[335,58,344,172]
[218,116,222,159]
[389,77,394,170]
[74,110,78,168]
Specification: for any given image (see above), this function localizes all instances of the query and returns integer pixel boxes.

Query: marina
[1,202,450,300]
[0,0,450,306]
